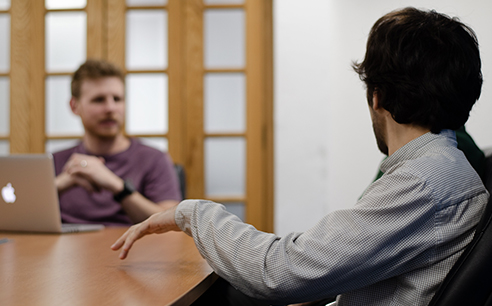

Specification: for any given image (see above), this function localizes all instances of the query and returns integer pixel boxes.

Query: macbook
[0,154,104,233]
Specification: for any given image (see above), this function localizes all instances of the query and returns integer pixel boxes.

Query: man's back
[336,130,488,305]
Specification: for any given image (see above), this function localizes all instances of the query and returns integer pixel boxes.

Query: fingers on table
[112,224,150,260]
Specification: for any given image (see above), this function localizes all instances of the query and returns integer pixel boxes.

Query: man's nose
[104,97,118,111]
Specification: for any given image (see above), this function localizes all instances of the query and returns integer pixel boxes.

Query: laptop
[0,154,104,233]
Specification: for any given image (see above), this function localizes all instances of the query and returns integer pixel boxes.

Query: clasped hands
[55,153,123,194]
[57,153,182,257]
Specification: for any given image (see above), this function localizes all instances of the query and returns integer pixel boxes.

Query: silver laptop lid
[0,154,63,233]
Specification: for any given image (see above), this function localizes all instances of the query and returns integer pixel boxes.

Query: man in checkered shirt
[112,7,489,306]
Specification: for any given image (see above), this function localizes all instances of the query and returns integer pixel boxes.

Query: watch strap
[113,179,135,202]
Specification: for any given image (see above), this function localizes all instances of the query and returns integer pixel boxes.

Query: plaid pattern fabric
[176,130,489,305]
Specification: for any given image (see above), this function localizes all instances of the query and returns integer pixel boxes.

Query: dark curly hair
[353,7,482,133]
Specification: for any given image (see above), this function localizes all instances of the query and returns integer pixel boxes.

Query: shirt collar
[380,129,457,173]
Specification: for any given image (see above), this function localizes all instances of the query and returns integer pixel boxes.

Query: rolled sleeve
[175,200,197,236]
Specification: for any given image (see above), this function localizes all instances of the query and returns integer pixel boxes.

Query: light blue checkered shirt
[176,130,489,305]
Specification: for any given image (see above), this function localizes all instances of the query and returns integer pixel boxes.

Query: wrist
[55,172,73,192]
[113,179,136,203]
[111,178,125,195]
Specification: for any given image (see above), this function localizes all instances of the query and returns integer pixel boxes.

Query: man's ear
[70,97,80,115]
[371,89,381,110]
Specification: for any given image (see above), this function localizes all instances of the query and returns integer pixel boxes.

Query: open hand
[111,206,181,259]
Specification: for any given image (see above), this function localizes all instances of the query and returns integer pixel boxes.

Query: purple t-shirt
[53,138,182,226]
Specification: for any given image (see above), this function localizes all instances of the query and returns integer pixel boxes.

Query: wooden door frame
[10,0,45,154]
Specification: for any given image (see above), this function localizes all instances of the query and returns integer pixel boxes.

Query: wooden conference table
[0,227,218,306]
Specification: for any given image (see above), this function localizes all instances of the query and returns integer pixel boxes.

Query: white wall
[274,0,492,236]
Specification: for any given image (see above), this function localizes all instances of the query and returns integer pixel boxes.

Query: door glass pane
[126,73,168,134]
[126,0,167,6]
[46,139,81,154]
[0,14,9,72]
[0,141,8,155]
[205,0,244,4]
[204,9,245,68]
[138,137,168,152]
[45,0,86,9]
[224,202,245,221]
[0,77,9,135]
[46,12,86,72]
[126,10,167,70]
[46,76,84,136]
[205,137,245,196]
[0,0,10,10]
[204,73,245,133]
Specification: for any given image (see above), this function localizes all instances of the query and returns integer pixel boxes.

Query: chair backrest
[428,151,492,306]
[174,163,186,200]
[484,148,492,194]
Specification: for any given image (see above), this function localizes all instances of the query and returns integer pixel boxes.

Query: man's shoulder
[389,146,485,201]
[52,143,83,172]
[127,138,169,159]
[52,143,82,160]
[393,145,473,179]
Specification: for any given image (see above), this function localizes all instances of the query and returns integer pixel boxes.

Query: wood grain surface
[0,228,216,306]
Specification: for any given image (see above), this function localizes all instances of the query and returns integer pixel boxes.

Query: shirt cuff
[174,199,197,236]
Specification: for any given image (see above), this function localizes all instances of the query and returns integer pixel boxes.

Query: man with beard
[111,7,489,306]
[54,59,181,226]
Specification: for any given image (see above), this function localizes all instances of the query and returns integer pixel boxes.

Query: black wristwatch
[113,179,136,202]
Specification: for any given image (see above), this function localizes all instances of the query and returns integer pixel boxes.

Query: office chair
[428,150,492,306]
[174,163,186,200]
[484,148,492,193]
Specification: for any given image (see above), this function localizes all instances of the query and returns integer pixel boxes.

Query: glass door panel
[138,137,168,152]
[205,137,245,197]
[0,5,9,154]
[0,142,8,155]
[224,202,245,221]
[125,4,169,151]
[126,10,168,70]
[0,14,9,71]
[126,73,168,134]
[203,3,247,220]
[0,78,9,135]
[46,139,81,154]
[45,11,87,72]
[204,9,245,68]
[204,73,245,133]
[126,0,167,6]
[205,0,244,4]
[0,0,10,10]
[44,3,87,153]
[45,76,84,136]
[45,0,86,10]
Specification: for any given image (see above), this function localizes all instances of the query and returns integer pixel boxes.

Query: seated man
[54,59,181,226]
[112,7,489,306]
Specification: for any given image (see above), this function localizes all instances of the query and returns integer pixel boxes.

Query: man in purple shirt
[54,59,181,226]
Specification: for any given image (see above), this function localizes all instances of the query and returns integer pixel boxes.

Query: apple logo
[1,183,16,203]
